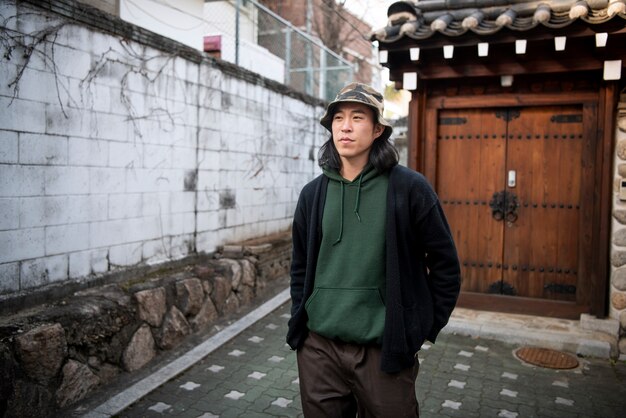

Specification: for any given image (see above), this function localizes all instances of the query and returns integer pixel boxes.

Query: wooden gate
[435,106,586,309]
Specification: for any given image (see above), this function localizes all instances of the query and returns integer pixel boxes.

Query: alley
[86,293,625,418]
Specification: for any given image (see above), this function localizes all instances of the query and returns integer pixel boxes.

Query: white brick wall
[1,131,19,163]
[0,0,325,297]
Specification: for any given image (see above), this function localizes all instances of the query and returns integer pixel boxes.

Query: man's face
[331,102,384,167]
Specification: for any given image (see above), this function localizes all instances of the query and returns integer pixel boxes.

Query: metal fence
[203,0,355,101]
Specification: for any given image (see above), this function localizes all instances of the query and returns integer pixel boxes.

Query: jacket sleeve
[417,200,461,343]
[289,191,308,318]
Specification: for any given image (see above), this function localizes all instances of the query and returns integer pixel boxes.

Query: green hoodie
[306,164,389,344]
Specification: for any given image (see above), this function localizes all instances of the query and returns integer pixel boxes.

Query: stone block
[0,262,19,293]
[108,193,143,220]
[45,223,90,255]
[214,260,243,289]
[202,278,212,295]
[141,192,170,217]
[210,275,232,314]
[614,228,626,247]
[122,324,156,372]
[89,167,126,194]
[69,248,108,278]
[0,197,19,230]
[19,254,68,288]
[93,363,120,384]
[223,293,240,315]
[576,339,611,358]
[175,278,204,316]
[171,146,197,170]
[190,297,218,331]
[108,141,143,168]
[160,213,186,236]
[93,109,132,143]
[0,130,18,163]
[54,44,93,80]
[55,359,101,408]
[124,168,158,194]
[68,137,109,167]
[197,210,220,232]
[155,306,191,350]
[197,170,219,194]
[611,251,626,268]
[142,238,169,265]
[19,133,68,166]
[196,230,219,254]
[0,165,45,197]
[66,195,108,224]
[89,219,128,248]
[134,287,166,327]
[613,268,626,291]
[19,196,68,227]
[18,67,68,103]
[15,323,67,383]
[143,143,172,170]
[615,139,626,161]
[45,104,92,138]
[240,259,256,287]
[198,127,221,151]
[620,310,626,330]
[170,233,194,259]
[169,191,195,214]
[236,285,255,306]
[580,314,620,336]
[0,96,46,134]
[108,242,142,267]
[44,166,90,196]
[0,228,45,264]
[611,292,626,310]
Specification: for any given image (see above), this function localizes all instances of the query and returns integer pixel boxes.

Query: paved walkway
[85,290,625,418]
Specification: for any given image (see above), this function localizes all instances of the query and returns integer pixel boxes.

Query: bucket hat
[320,82,393,142]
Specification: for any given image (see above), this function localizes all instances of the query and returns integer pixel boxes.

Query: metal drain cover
[515,347,579,369]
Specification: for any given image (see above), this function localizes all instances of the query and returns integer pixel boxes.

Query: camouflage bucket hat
[320,82,393,142]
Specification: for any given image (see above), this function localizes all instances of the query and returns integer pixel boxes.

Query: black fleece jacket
[287,164,461,373]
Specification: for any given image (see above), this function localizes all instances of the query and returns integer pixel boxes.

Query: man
[287,82,461,417]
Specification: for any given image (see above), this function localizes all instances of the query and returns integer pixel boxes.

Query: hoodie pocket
[305,287,385,344]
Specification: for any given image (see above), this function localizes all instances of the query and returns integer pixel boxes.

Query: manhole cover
[514,347,579,369]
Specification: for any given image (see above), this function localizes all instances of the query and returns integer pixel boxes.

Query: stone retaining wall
[611,91,626,356]
[0,233,291,417]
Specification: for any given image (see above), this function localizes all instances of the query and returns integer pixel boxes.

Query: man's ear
[373,123,385,139]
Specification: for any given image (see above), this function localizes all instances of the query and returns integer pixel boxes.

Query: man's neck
[340,159,367,181]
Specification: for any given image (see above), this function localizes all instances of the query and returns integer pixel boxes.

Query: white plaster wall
[0,1,324,296]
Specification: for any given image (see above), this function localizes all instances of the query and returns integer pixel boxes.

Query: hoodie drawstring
[333,181,345,245]
[333,172,365,245]
[353,171,364,223]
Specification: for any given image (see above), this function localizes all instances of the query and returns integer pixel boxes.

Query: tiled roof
[371,0,626,43]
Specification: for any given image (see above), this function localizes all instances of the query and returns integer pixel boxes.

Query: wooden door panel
[504,106,582,301]
[436,109,506,293]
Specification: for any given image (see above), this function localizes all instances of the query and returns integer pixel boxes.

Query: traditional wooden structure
[372,0,626,318]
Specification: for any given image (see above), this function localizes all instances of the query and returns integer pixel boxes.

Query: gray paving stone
[98,299,626,418]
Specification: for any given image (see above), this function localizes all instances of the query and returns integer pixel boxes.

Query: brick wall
[0,0,324,300]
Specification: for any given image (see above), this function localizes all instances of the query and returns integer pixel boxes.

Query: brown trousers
[296,332,420,418]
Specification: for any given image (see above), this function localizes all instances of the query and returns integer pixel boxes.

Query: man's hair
[317,108,399,172]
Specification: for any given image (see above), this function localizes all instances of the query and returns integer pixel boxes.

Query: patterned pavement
[103,296,625,418]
